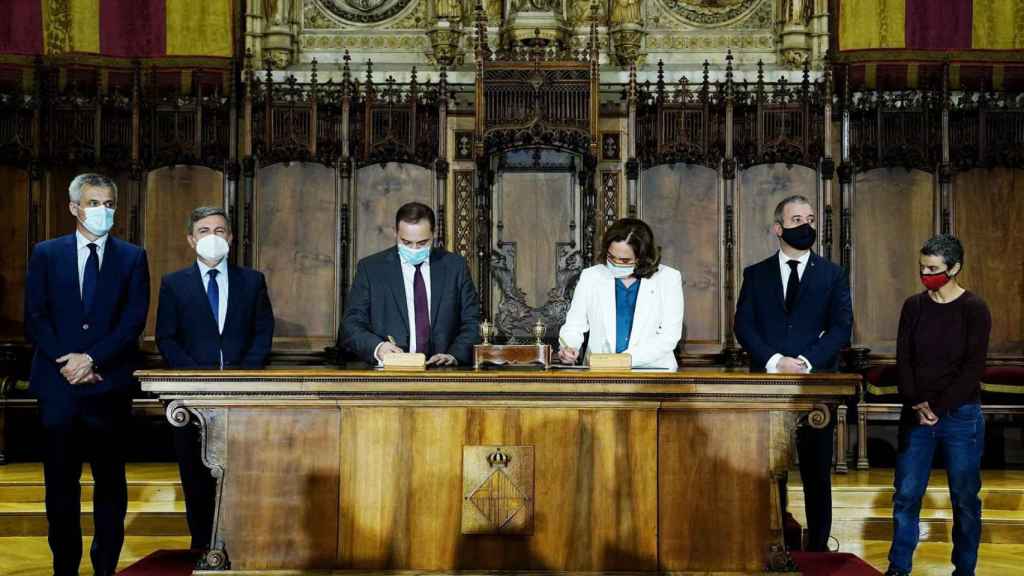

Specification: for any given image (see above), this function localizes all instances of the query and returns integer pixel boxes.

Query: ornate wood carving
[462,445,534,534]
[848,90,941,172]
[601,170,619,229]
[454,169,476,262]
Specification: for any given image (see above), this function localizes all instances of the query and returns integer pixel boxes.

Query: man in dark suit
[155,206,274,549]
[340,202,481,366]
[25,173,150,576]
[734,194,853,552]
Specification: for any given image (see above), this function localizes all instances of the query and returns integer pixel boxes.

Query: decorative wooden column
[721,52,741,367]
[240,51,256,268]
[940,63,953,234]
[436,67,449,249]
[821,59,835,262]
[339,52,353,311]
[626,64,638,217]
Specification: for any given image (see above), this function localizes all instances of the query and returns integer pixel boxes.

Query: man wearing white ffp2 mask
[154,206,274,550]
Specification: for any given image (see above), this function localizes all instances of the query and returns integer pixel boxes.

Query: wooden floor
[0,464,1021,575]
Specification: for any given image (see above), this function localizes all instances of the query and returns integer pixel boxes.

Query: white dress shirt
[76,230,108,298]
[197,258,229,334]
[374,256,433,362]
[767,249,813,373]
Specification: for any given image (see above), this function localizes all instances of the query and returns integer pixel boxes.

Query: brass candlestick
[532,319,546,345]
[480,319,493,345]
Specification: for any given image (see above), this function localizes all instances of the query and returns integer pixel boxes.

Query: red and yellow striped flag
[1,0,232,58]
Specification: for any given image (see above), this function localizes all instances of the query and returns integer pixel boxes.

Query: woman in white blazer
[558,218,684,369]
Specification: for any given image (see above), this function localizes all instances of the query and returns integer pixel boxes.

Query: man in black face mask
[734,194,853,552]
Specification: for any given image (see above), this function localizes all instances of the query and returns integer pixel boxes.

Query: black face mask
[780,223,816,251]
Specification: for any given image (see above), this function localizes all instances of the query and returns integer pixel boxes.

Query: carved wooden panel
[736,165,817,273]
[0,167,29,339]
[337,406,657,571]
[852,168,935,353]
[495,172,574,309]
[453,169,476,274]
[642,164,721,353]
[353,163,433,261]
[462,445,534,534]
[659,408,771,572]
[255,162,338,350]
[953,168,1024,354]
[143,166,224,338]
[219,408,341,570]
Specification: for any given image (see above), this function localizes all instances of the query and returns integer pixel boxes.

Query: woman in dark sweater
[886,234,991,576]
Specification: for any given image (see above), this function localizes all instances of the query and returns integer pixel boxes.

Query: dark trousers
[173,423,217,549]
[795,419,834,552]
[42,402,129,576]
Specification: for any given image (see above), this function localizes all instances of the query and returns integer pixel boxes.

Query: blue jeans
[888,402,984,575]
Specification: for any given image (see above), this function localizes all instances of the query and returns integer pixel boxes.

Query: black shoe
[884,569,910,576]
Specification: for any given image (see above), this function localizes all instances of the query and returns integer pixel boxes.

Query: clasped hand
[57,353,102,385]
[913,401,939,426]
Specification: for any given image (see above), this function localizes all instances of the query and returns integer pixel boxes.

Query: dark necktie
[413,263,430,355]
[207,269,220,331]
[785,259,801,314]
[82,243,98,313]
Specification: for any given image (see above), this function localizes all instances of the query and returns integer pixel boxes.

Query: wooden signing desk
[138,368,858,575]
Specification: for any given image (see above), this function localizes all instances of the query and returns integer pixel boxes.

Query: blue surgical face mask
[398,243,430,265]
[607,260,635,279]
[80,206,115,237]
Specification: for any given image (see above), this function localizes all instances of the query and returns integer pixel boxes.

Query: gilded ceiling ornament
[314,0,416,24]
[655,0,764,27]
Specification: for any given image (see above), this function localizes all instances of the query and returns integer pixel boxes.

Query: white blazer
[558,263,684,369]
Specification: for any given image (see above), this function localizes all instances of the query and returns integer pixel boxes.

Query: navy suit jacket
[734,251,853,372]
[25,234,150,424]
[155,263,274,369]
[340,247,481,366]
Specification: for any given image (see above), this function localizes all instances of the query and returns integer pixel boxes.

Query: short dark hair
[395,202,435,231]
[774,194,813,224]
[921,234,964,271]
[599,218,661,279]
[188,206,232,235]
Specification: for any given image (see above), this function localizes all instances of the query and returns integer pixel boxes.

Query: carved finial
[264,56,273,86]
[702,59,710,87]
[628,63,637,101]
[410,66,418,90]
[656,59,665,101]
[365,59,374,84]
[757,59,764,85]
[439,65,448,94]
[801,58,811,94]
[310,58,318,86]
[474,0,490,61]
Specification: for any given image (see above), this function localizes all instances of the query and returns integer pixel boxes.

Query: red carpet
[792,551,884,576]
[117,549,202,576]
[120,549,882,575]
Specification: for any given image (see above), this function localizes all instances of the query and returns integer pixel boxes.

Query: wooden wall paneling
[658,408,771,572]
[494,172,574,309]
[353,163,434,262]
[337,406,658,571]
[44,167,129,241]
[953,168,1024,355]
[641,164,722,353]
[220,408,341,570]
[142,166,225,339]
[736,165,818,274]
[255,162,339,351]
[851,168,934,354]
[0,167,29,340]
